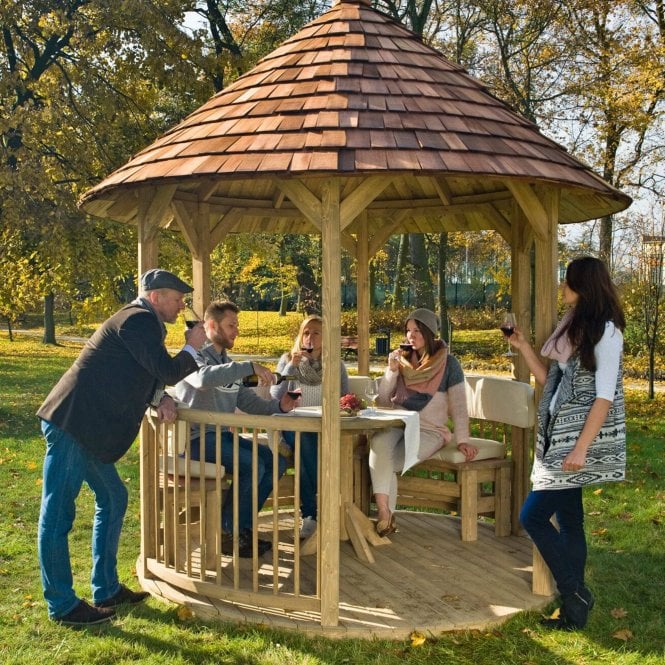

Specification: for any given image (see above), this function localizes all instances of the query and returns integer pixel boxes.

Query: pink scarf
[540,309,574,362]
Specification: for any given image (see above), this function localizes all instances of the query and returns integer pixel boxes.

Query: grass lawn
[0,333,663,665]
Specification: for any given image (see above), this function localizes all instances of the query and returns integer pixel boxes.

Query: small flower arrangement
[339,393,365,416]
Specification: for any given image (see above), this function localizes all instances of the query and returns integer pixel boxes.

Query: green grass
[0,335,664,664]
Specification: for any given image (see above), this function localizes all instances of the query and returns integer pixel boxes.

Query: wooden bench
[341,335,359,358]
[398,374,535,541]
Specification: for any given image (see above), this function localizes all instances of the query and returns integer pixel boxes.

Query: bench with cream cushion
[398,374,535,541]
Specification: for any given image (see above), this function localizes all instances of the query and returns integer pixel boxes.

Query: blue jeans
[520,488,587,596]
[282,431,319,519]
[190,431,287,532]
[38,420,128,618]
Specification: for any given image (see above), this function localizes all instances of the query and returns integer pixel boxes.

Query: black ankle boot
[559,587,594,629]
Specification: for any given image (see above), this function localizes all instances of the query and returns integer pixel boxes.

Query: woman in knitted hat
[271,315,350,539]
[370,308,478,537]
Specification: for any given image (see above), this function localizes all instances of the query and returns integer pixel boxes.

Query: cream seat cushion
[429,437,505,465]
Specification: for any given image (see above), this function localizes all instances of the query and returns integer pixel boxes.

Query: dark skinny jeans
[520,487,587,596]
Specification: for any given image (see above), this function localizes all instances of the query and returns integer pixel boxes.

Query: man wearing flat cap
[36,269,206,626]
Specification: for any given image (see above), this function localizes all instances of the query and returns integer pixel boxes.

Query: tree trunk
[599,215,613,266]
[6,317,14,342]
[279,290,288,316]
[409,233,434,310]
[43,292,56,344]
[392,234,409,310]
[437,232,450,342]
[648,345,655,400]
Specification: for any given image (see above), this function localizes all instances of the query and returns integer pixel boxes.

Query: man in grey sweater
[175,300,299,557]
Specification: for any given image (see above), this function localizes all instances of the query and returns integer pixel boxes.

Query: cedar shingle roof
[79,0,630,231]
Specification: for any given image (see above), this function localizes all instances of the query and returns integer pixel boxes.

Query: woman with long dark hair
[509,256,626,630]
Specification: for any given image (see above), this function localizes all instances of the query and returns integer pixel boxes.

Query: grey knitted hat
[406,308,439,335]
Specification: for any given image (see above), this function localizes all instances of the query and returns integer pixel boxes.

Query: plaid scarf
[392,340,448,410]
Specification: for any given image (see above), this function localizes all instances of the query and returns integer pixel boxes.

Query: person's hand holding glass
[500,312,517,357]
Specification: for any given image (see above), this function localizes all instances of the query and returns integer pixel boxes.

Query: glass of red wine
[500,312,517,357]
[287,380,302,400]
[399,343,413,354]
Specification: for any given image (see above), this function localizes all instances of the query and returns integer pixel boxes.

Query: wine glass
[500,312,517,357]
[364,379,379,415]
[181,303,200,329]
[286,380,302,401]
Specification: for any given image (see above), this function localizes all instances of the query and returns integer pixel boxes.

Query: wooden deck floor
[138,511,553,639]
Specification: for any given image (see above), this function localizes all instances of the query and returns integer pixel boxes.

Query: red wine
[185,320,199,329]
[399,343,413,352]
[300,347,314,353]
[500,326,514,337]
[287,388,302,399]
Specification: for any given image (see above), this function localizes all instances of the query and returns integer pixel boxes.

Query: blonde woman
[271,315,350,538]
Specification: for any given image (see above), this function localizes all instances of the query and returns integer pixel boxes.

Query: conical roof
[80,0,630,230]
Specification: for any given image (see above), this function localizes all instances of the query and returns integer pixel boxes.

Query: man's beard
[210,328,233,350]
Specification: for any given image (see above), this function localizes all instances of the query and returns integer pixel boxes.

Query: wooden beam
[191,203,211,317]
[483,204,512,244]
[274,179,322,230]
[432,176,453,205]
[211,208,243,249]
[369,210,409,256]
[505,181,549,241]
[356,212,370,375]
[197,179,219,202]
[340,176,394,230]
[340,230,357,255]
[171,200,200,254]
[319,178,341,627]
[137,188,162,276]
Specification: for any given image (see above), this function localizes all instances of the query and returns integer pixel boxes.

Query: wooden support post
[532,186,559,597]
[320,178,342,627]
[511,206,533,534]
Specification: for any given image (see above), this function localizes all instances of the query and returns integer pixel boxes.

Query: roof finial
[333,0,372,6]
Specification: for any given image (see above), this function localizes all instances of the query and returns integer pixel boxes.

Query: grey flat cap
[140,269,193,293]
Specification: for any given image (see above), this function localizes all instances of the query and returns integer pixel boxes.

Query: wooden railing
[138,407,330,615]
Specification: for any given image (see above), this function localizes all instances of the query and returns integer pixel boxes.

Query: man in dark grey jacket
[36,269,206,626]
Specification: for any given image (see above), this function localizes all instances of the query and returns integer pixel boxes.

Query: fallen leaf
[26,462,37,470]
[545,607,561,620]
[409,630,426,647]
[592,527,608,536]
[612,628,633,641]
[611,608,628,619]
[593,488,603,495]
[588,511,601,516]
[177,605,193,621]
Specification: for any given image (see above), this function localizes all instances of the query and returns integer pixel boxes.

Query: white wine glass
[364,379,379,415]
[500,312,517,357]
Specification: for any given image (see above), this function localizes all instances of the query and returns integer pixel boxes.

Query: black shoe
[543,587,594,631]
[94,583,150,608]
[221,529,272,558]
[55,600,115,626]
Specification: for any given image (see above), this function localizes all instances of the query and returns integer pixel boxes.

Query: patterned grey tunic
[531,355,626,490]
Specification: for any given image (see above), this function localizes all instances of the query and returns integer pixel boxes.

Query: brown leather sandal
[376,513,397,537]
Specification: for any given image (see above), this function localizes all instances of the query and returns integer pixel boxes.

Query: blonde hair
[290,315,323,356]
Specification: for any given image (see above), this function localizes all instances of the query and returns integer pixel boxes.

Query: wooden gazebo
[79,0,631,634]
